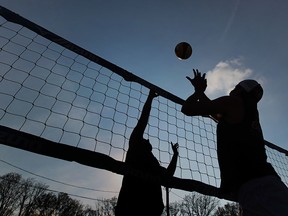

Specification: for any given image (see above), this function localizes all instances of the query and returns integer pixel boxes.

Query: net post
[165,187,170,216]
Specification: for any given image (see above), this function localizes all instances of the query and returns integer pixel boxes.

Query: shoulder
[207,96,241,114]
[213,95,240,105]
[214,96,244,124]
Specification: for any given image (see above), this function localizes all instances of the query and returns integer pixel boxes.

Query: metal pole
[166,187,170,216]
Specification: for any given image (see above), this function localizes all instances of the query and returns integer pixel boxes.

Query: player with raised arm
[115,90,179,216]
[181,69,288,215]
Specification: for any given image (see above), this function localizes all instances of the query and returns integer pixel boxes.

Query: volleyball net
[0,6,287,199]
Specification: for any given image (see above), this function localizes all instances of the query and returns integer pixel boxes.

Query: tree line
[0,172,240,216]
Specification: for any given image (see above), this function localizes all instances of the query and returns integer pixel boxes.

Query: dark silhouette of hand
[186,69,207,93]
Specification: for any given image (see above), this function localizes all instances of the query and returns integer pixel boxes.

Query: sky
[0,0,288,207]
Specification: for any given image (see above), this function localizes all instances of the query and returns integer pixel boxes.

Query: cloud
[205,59,253,97]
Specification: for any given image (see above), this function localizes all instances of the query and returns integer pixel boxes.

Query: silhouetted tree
[33,192,58,215]
[213,202,240,216]
[56,192,83,216]
[0,173,121,216]
[165,201,181,216]
[18,178,48,216]
[82,205,98,216]
[176,193,219,216]
[95,197,117,216]
[0,173,24,216]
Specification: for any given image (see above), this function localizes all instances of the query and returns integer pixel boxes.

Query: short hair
[237,80,263,102]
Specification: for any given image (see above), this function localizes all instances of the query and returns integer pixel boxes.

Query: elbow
[181,101,204,117]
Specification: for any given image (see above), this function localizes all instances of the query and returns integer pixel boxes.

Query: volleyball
[174,42,192,60]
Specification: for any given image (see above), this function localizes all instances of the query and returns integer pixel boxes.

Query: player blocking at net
[181,69,288,215]
[115,90,179,216]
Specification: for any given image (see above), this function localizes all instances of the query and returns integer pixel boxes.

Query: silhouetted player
[115,90,179,216]
[181,69,288,215]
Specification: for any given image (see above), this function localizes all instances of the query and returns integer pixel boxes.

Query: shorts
[238,175,288,216]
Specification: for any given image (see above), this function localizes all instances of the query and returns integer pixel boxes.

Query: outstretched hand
[186,69,207,93]
[171,142,179,155]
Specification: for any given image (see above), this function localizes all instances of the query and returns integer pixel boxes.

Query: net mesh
[0,7,287,191]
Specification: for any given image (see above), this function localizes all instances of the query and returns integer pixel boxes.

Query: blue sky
[0,0,288,206]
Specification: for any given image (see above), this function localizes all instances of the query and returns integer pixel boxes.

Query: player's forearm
[166,153,178,177]
[138,95,153,125]
[181,91,206,115]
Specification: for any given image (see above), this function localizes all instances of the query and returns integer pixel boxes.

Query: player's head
[230,79,263,103]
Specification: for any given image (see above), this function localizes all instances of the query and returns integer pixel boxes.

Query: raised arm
[181,69,208,115]
[181,69,245,124]
[165,142,179,177]
[181,69,222,121]
[130,90,158,142]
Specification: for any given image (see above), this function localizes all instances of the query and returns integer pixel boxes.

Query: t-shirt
[217,107,278,196]
[116,138,165,216]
